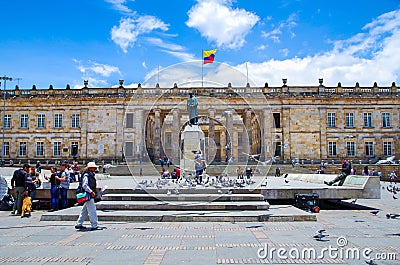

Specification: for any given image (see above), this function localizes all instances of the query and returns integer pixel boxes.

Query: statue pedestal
[180,125,205,172]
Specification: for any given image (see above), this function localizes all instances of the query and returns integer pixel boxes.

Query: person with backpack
[75,162,103,231]
[10,164,31,215]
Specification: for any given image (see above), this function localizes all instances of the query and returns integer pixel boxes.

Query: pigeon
[313,229,329,241]
[393,195,398,200]
[166,190,171,195]
[351,199,357,204]
[260,181,267,187]
[283,174,288,178]
[365,258,378,265]
[103,164,117,169]
[370,210,379,215]
[284,179,290,184]
[386,213,400,219]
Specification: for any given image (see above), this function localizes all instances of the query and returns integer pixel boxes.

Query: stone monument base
[180,125,205,172]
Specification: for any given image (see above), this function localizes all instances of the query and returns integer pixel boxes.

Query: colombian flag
[203,49,217,64]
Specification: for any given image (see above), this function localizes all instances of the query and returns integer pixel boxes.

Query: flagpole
[246,62,249,85]
[157,64,160,86]
[201,49,204,88]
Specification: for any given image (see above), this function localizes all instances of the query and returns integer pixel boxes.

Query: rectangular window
[345,113,354,128]
[71,114,80,128]
[273,113,281,128]
[71,142,79,157]
[363,113,372,127]
[125,142,133,156]
[382,113,391,128]
[4,114,11,129]
[165,132,172,148]
[20,114,28,128]
[383,142,392,157]
[53,142,61,156]
[126,113,134,128]
[19,142,27,157]
[3,142,9,157]
[54,114,63,128]
[365,142,374,157]
[328,142,337,156]
[274,142,282,157]
[327,113,336,128]
[238,132,243,147]
[37,114,45,128]
[36,142,44,157]
[347,142,356,157]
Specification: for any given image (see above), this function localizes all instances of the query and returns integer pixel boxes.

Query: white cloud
[257,45,267,51]
[238,9,400,87]
[262,13,297,43]
[111,16,169,53]
[145,37,196,61]
[279,48,289,57]
[73,59,121,88]
[74,59,121,77]
[105,0,134,14]
[186,0,259,49]
[142,61,147,69]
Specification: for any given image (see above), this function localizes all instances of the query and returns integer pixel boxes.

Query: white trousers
[76,198,98,228]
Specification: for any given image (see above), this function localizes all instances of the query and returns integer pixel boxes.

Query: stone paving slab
[0,168,398,265]
[40,205,316,222]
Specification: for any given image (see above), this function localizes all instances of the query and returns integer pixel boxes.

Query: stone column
[245,108,252,156]
[116,107,124,161]
[319,107,327,159]
[154,108,161,160]
[80,108,89,159]
[172,107,180,164]
[263,109,273,160]
[134,108,144,160]
[282,107,291,162]
[208,108,215,163]
[225,109,234,161]
[208,108,216,139]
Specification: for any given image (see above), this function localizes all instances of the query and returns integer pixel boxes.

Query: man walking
[324,158,351,186]
[10,164,30,215]
[75,162,103,231]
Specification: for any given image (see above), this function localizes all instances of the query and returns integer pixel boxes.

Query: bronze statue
[186,91,198,125]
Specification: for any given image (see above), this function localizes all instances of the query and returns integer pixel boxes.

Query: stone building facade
[0,80,399,165]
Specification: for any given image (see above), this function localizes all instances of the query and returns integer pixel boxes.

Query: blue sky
[1,0,399,89]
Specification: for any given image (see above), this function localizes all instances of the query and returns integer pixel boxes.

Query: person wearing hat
[10,164,31,215]
[75,161,103,231]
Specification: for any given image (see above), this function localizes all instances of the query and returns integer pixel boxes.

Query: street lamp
[1,76,12,167]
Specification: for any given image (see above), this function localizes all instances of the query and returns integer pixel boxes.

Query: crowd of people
[9,161,81,216]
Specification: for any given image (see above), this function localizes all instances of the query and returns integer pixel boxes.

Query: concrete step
[108,188,263,194]
[40,205,316,222]
[96,200,270,211]
[101,193,265,202]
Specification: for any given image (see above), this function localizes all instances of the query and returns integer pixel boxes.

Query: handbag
[75,174,91,203]
[76,190,91,203]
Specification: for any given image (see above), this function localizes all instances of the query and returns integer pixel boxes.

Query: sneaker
[90,227,105,231]
[324,181,332,186]
[75,225,86,230]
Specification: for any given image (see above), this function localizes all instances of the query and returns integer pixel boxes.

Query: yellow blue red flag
[203,49,217,64]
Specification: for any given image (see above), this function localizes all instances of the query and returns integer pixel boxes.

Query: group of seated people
[161,167,180,179]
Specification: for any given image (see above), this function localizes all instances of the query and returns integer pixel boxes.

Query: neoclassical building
[1,79,399,165]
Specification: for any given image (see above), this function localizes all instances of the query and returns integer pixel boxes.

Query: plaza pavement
[0,167,399,265]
